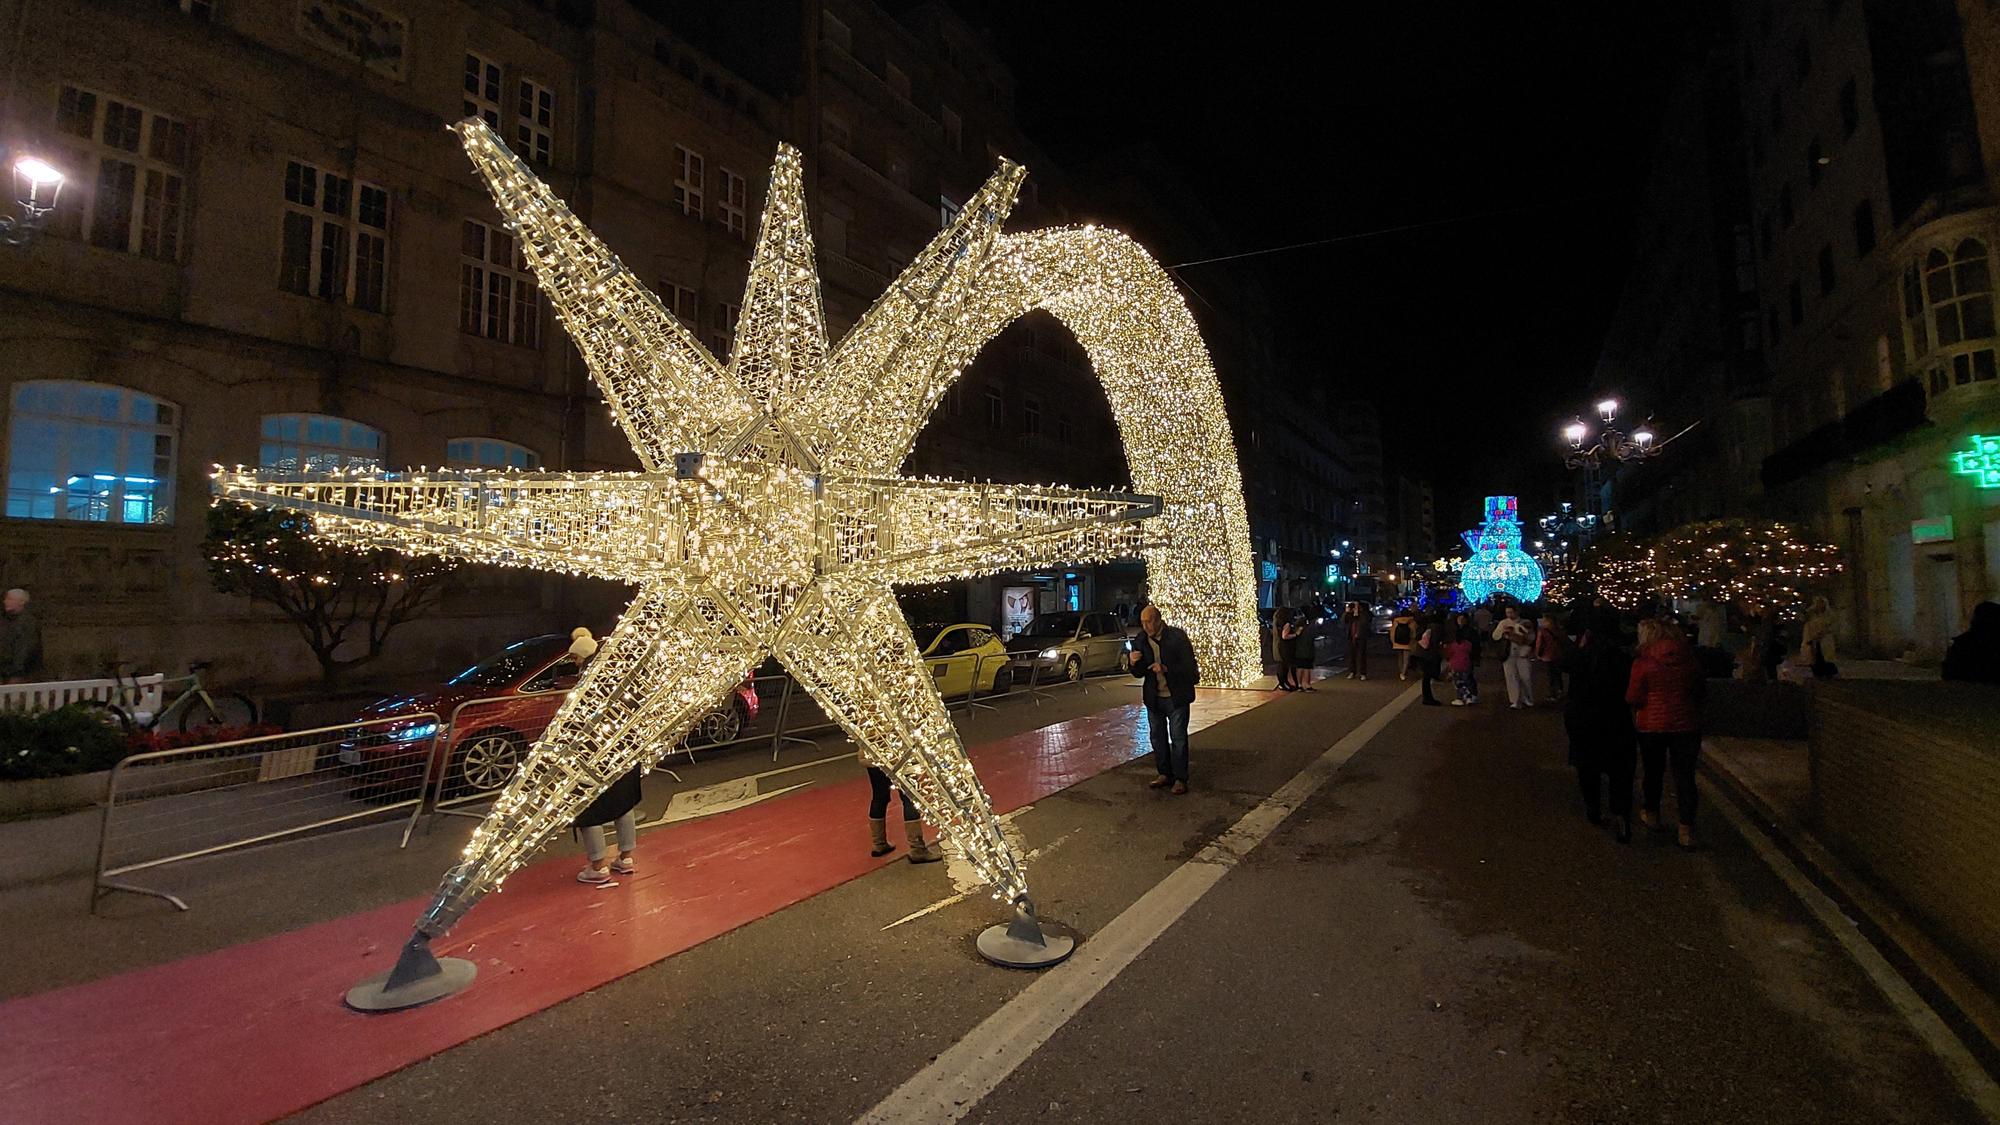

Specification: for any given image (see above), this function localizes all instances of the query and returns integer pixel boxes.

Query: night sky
[665,1,1692,540]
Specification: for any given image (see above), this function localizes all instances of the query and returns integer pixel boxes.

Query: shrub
[0,706,132,781]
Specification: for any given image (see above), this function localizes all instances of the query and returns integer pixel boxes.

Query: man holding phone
[1128,604,1201,794]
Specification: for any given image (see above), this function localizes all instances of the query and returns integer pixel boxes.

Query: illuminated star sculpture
[217,120,1260,1003]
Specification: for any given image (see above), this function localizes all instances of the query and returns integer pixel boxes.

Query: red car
[339,634,759,797]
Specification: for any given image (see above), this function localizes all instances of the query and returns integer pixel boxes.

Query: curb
[1701,741,2000,1087]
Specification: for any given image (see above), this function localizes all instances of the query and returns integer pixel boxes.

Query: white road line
[857,685,1421,1125]
[1707,783,2000,1120]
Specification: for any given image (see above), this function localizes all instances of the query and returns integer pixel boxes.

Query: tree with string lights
[202,500,459,685]
[1583,520,1840,617]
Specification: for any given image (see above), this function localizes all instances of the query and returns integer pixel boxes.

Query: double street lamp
[2,151,67,247]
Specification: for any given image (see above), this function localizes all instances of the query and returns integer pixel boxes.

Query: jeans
[1147,699,1191,781]
[581,811,637,862]
[1542,660,1565,698]
[1639,731,1701,826]
[867,765,920,821]
[1502,652,1536,706]
[1348,637,1368,677]
[1453,670,1478,702]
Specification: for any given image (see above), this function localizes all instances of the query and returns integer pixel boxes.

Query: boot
[905,819,942,864]
[868,817,893,857]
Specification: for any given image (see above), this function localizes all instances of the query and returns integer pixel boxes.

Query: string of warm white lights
[214,118,1260,942]
[1585,520,1842,617]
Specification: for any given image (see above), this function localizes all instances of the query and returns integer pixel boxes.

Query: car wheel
[991,666,1014,694]
[697,702,744,745]
[449,730,522,797]
[1063,656,1083,683]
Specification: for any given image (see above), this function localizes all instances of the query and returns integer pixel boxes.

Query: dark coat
[1129,624,1200,707]
[572,764,644,829]
[1943,601,2000,685]
[0,607,44,679]
[1561,636,1635,767]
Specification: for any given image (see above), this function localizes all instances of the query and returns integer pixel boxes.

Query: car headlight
[1039,648,1059,660]
[389,722,439,742]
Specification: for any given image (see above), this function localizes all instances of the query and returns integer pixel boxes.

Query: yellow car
[914,623,1014,697]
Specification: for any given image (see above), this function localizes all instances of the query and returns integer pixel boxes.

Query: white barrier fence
[2,673,164,716]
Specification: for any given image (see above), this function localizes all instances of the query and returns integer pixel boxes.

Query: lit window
[516,79,553,165]
[259,414,384,473]
[718,168,746,238]
[446,438,540,469]
[460,218,540,347]
[673,145,704,217]
[51,86,190,260]
[463,53,502,127]
[279,159,390,312]
[6,382,177,524]
[1926,239,1995,347]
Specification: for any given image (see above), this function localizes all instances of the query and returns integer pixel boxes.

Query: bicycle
[81,661,260,734]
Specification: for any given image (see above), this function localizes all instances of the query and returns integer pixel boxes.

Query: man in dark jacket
[1,588,44,684]
[1128,604,1200,794]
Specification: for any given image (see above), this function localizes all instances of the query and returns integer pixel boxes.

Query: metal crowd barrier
[89,654,1144,911]
[91,714,441,912]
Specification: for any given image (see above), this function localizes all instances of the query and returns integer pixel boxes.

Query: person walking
[1563,614,1636,841]
[573,762,643,884]
[1628,617,1706,850]
[1492,604,1537,709]
[1390,608,1418,680]
[1129,604,1201,794]
[1444,625,1478,705]
[1534,612,1569,702]
[1344,601,1372,680]
[1291,607,1318,692]
[1413,614,1445,706]
[1,588,45,684]
[1943,601,2000,684]
[864,763,941,863]
[1272,607,1299,691]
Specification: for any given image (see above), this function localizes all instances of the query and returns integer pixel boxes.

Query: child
[1445,633,1478,705]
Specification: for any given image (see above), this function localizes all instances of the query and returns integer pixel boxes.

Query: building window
[708,301,739,360]
[823,10,851,52]
[1818,244,1836,295]
[1852,199,1875,256]
[1022,396,1041,437]
[463,53,502,127]
[718,168,747,239]
[1952,349,1998,385]
[446,438,540,469]
[1904,264,1929,358]
[1839,78,1859,137]
[673,145,703,217]
[821,108,851,151]
[884,61,910,100]
[51,86,190,260]
[280,160,389,311]
[1056,414,1073,446]
[6,382,176,524]
[665,283,698,328]
[1778,184,1794,228]
[259,414,383,473]
[460,219,540,347]
[941,105,961,151]
[983,385,1003,428]
[939,195,962,228]
[942,382,963,418]
[516,79,554,165]
[1806,138,1823,186]
[1926,239,1995,346]
[1788,279,1804,326]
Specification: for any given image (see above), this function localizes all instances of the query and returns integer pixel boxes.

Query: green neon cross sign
[1953,434,2000,489]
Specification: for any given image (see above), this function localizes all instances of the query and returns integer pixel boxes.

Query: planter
[0,769,112,818]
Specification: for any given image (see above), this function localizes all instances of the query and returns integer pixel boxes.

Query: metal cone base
[976,903,1075,969]
[345,933,477,1012]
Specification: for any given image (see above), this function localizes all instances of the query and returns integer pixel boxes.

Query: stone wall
[1809,681,2000,996]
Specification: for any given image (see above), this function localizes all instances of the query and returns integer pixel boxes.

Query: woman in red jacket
[1627,617,1706,849]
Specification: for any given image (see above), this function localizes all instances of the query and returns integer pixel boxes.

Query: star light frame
[217,120,1260,998]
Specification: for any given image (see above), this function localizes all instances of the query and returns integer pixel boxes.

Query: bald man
[1127,604,1201,794]
[1,588,43,684]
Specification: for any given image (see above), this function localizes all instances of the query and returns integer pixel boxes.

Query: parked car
[913,622,1013,697]
[339,634,758,797]
[1004,610,1132,683]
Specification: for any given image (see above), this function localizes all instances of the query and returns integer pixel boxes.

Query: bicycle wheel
[177,691,260,733]
[76,699,135,735]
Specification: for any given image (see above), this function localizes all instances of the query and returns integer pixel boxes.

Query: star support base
[976,902,1075,969]
[345,932,477,1012]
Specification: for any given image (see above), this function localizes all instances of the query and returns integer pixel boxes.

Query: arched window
[6,381,178,524]
[259,414,384,472]
[1902,263,1927,358]
[445,437,540,469]
[1925,238,1995,346]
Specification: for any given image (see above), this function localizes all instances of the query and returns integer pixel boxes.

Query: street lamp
[1596,398,1619,423]
[2,152,66,246]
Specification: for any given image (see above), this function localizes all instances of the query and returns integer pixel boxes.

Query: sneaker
[1509,703,1523,709]
[1358,674,1367,681]
[577,867,613,884]
[610,857,635,875]
[1449,699,1467,706]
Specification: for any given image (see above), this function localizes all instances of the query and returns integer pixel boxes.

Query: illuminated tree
[1583,520,1840,617]
[202,501,458,685]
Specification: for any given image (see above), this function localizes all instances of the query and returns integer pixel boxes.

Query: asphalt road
[292,658,1985,1124]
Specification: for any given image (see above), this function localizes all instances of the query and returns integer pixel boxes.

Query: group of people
[1388,603,1571,710]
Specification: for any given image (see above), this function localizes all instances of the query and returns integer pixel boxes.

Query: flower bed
[1,707,281,782]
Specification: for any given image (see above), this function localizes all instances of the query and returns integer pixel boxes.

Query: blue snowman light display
[1459,495,1544,606]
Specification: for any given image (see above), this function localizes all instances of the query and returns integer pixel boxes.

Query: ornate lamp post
[1559,396,1663,538]
[1,152,66,246]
